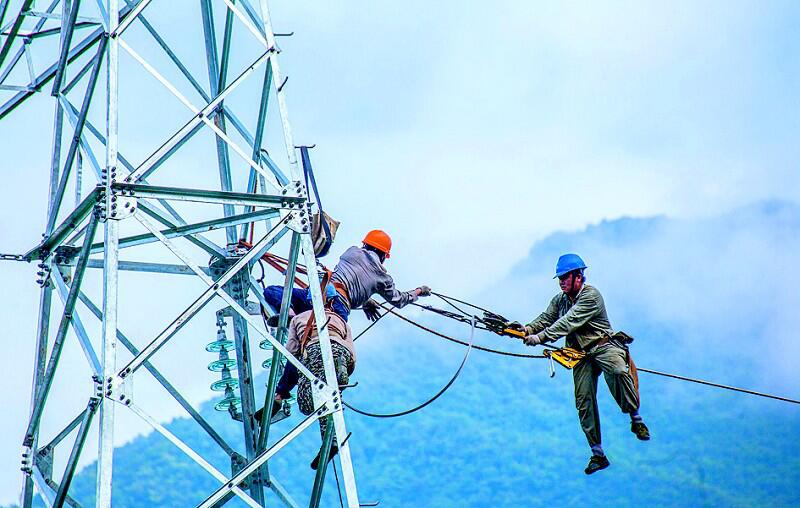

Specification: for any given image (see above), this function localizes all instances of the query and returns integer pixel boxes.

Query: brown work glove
[415,285,432,297]
[362,299,381,322]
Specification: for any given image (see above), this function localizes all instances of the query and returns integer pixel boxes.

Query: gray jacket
[331,246,418,309]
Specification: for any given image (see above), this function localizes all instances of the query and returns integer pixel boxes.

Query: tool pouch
[611,331,634,345]
[544,347,586,369]
[311,211,340,258]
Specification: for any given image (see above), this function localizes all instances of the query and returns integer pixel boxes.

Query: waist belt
[331,281,351,308]
[581,335,610,352]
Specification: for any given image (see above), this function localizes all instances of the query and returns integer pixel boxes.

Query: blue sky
[1,0,799,503]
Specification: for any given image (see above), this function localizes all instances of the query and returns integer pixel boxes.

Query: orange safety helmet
[362,230,392,258]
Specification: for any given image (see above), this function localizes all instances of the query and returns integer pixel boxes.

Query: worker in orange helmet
[259,229,431,469]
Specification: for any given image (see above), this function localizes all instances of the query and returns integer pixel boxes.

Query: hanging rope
[342,318,476,418]
[636,367,800,405]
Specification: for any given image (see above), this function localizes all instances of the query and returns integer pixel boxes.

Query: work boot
[254,399,283,423]
[310,444,339,470]
[631,421,651,441]
[584,455,610,475]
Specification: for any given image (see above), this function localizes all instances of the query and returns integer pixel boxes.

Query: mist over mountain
[33,201,800,507]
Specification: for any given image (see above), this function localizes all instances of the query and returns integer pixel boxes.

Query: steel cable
[342,318,476,419]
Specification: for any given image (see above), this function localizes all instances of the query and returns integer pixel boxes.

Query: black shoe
[254,400,283,423]
[266,315,280,328]
[310,444,339,470]
[631,421,651,441]
[584,455,610,475]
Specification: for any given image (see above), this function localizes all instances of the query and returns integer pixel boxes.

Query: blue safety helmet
[554,253,587,278]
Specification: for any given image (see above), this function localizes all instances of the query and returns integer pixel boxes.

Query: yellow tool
[543,347,586,369]
[501,327,526,339]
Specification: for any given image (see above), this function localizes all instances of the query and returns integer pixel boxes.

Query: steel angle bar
[58,96,104,186]
[45,37,107,233]
[23,213,99,447]
[121,40,275,184]
[309,415,335,508]
[197,410,324,508]
[22,22,100,40]
[127,402,260,508]
[117,220,289,377]
[94,0,108,29]
[299,234,360,508]
[111,0,151,36]
[90,208,279,253]
[0,23,103,120]
[257,232,299,455]
[222,108,289,186]
[58,101,219,253]
[268,477,302,508]
[257,0,299,175]
[39,410,85,453]
[23,10,101,23]
[86,259,213,276]
[202,0,238,248]
[0,84,32,90]
[52,269,101,375]
[220,0,268,48]
[0,44,23,83]
[241,64,275,241]
[138,201,226,259]
[132,214,321,387]
[76,291,237,457]
[51,0,83,95]
[31,465,57,506]
[237,0,267,39]
[53,397,99,508]
[97,0,121,500]
[0,0,141,119]
[60,45,99,95]
[112,182,299,207]
[25,187,102,260]
[23,39,34,83]
[0,0,34,68]
[0,0,9,28]
[121,0,210,102]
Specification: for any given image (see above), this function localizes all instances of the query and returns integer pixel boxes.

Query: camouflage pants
[297,342,353,444]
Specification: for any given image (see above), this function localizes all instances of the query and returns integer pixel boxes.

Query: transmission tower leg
[309,416,335,508]
[20,282,53,508]
[300,237,360,508]
[231,288,267,505]
[97,0,120,504]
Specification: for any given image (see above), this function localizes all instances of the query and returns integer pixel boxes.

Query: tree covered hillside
[42,202,800,507]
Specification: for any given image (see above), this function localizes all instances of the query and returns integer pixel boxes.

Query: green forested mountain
[37,202,800,507]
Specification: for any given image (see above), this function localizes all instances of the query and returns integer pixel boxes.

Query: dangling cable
[342,317,476,418]
[353,310,389,342]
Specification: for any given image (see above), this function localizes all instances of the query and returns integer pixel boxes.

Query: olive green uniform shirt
[524,284,613,350]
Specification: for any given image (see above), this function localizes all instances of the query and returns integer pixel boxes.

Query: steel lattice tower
[1,0,361,505]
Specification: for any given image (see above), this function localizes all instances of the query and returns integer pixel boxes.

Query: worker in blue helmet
[509,253,650,474]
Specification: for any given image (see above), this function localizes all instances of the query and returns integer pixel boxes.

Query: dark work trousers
[573,341,640,447]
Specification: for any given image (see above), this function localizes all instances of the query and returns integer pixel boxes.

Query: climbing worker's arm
[375,272,419,309]
[524,296,560,335]
[535,289,601,344]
